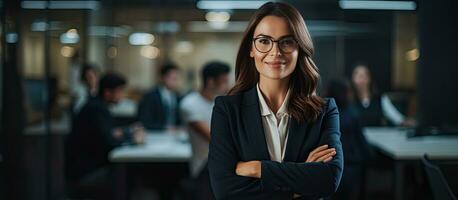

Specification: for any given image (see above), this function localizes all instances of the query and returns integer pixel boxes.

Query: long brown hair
[228,2,324,122]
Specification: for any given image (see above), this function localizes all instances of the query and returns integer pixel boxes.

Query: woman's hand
[235,161,261,178]
[132,123,146,144]
[306,144,336,163]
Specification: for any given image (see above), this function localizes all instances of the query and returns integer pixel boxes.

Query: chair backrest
[421,154,457,200]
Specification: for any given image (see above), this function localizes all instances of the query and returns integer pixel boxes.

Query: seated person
[66,73,145,185]
[351,63,416,126]
[138,63,181,130]
[179,61,230,199]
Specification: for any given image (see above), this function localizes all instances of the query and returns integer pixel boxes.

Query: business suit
[208,87,344,200]
[66,97,128,181]
[137,86,181,130]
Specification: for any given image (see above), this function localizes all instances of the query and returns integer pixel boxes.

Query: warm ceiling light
[140,46,160,59]
[205,11,231,22]
[175,41,194,54]
[61,46,75,57]
[406,48,419,61]
[107,46,118,59]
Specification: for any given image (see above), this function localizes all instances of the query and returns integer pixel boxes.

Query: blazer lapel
[241,87,271,160]
[284,117,309,162]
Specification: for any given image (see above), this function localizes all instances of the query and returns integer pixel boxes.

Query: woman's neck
[258,77,289,114]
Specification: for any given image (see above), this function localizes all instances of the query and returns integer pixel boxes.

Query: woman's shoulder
[216,87,256,105]
[318,97,339,119]
[214,93,244,107]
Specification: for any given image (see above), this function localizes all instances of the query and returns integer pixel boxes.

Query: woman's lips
[265,61,286,68]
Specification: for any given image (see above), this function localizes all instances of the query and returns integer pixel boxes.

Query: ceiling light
[21,1,100,10]
[129,33,155,46]
[61,46,75,57]
[140,46,160,59]
[339,1,416,10]
[197,1,267,10]
[205,11,231,22]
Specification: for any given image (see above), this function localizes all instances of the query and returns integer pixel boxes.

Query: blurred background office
[0,0,457,200]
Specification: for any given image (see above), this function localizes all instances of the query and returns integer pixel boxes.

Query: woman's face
[352,66,370,88]
[250,15,298,81]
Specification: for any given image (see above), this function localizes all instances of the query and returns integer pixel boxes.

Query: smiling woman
[208,2,344,200]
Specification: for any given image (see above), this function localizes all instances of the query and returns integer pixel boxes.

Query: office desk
[109,130,192,200]
[109,99,137,118]
[109,130,192,163]
[363,127,458,200]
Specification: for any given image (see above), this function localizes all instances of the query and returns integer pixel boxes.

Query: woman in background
[352,64,415,127]
[72,63,99,114]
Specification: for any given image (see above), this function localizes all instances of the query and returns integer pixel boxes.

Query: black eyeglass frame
[252,36,298,54]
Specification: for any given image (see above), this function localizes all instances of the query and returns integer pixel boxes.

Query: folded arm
[209,98,343,199]
[260,99,343,198]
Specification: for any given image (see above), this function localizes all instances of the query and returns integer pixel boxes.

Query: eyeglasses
[252,36,298,54]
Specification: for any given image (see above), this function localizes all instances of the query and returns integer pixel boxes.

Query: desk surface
[109,130,192,163]
[110,99,137,117]
[363,127,458,160]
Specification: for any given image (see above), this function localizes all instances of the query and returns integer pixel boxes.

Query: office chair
[421,154,457,200]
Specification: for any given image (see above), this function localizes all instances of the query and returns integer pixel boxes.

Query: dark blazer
[355,94,385,126]
[137,86,181,130]
[66,97,127,181]
[208,87,344,200]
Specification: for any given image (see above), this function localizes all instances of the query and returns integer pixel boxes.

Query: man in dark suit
[66,73,145,186]
[137,63,181,130]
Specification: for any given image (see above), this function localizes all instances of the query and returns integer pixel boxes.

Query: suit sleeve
[208,97,293,200]
[92,107,124,147]
[260,98,344,198]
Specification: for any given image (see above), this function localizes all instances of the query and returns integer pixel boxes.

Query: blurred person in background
[138,63,182,130]
[72,63,99,114]
[352,63,416,127]
[179,61,231,200]
[208,2,343,199]
[326,79,372,200]
[66,73,145,191]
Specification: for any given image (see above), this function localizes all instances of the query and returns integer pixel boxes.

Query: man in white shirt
[180,61,230,199]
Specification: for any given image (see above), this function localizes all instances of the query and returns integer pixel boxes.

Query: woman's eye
[281,39,294,46]
[259,39,270,45]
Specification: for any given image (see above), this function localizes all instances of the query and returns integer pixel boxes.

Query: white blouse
[256,84,291,162]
